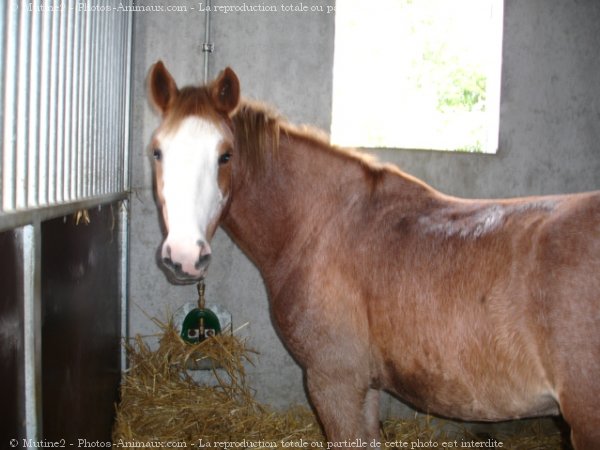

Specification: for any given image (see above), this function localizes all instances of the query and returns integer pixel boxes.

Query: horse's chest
[270,278,371,366]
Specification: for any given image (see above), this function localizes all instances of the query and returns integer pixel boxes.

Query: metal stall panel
[0,229,26,443]
[0,0,132,443]
[41,205,121,442]
[1,0,131,218]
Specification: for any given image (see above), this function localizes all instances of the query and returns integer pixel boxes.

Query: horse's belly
[382,364,560,421]
[413,390,560,422]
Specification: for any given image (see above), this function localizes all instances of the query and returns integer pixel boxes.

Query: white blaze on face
[157,116,226,280]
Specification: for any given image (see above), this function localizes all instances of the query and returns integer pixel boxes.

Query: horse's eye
[153,148,162,161]
[218,152,232,165]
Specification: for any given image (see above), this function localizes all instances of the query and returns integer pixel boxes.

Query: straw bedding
[113,319,565,449]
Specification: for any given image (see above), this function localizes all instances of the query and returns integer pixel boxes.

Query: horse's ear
[211,67,240,115]
[149,60,178,115]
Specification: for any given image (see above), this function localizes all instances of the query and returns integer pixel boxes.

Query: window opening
[331,0,503,153]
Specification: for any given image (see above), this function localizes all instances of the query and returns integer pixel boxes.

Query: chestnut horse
[148,62,600,449]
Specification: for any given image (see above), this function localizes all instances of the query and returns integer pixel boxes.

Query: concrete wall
[382,0,600,200]
[129,0,600,417]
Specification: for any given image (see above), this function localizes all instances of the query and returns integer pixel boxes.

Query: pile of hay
[113,320,564,449]
[113,320,324,446]
[382,416,565,449]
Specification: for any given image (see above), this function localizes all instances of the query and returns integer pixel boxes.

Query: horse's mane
[232,100,281,175]
[232,99,382,177]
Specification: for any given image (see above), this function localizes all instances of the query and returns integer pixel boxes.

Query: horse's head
[148,61,240,282]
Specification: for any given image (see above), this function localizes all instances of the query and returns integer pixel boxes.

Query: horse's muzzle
[160,238,212,282]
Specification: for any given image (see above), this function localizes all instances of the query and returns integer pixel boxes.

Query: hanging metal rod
[203,0,214,83]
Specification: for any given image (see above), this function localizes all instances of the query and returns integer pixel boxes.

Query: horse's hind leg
[559,384,600,450]
[306,369,380,445]
[555,335,600,448]
[560,391,600,450]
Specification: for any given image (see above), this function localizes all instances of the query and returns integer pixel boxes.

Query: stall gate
[0,1,132,444]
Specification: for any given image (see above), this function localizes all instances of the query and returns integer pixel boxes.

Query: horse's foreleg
[363,387,381,442]
[306,369,380,446]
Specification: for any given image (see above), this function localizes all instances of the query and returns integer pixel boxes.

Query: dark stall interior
[0,230,26,442]
[41,206,121,442]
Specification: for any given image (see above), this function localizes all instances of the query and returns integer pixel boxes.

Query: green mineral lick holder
[181,281,221,344]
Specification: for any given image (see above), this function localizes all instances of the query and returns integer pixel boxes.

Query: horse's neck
[221,132,359,270]
[221,130,439,284]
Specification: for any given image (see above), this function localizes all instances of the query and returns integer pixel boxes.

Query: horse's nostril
[196,239,210,254]
[195,253,211,269]
[163,257,183,273]
[197,238,213,250]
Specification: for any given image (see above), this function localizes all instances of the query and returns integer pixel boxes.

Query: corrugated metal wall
[0,0,132,443]
[1,0,131,217]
